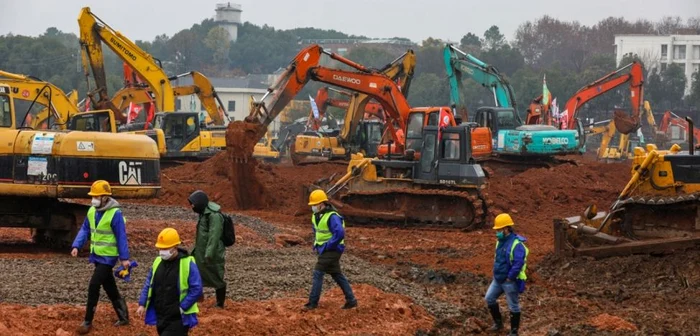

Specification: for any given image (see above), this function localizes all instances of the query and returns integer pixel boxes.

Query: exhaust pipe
[687,116,694,154]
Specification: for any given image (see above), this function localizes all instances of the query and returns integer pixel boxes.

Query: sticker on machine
[77,141,95,152]
[27,157,48,176]
[31,133,56,154]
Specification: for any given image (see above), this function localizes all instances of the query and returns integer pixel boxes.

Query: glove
[114,260,139,282]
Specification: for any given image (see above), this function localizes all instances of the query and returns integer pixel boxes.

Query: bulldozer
[554,117,700,258]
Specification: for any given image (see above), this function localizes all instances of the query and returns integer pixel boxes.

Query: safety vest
[145,256,199,315]
[495,239,529,281]
[87,207,119,257]
[312,211,345,247]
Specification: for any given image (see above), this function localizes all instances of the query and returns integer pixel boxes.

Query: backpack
[209,209,235,247]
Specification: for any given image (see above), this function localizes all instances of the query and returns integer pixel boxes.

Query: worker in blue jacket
[137,228,203,336]
[485,213,529,336]
[303,189,357,310]
[71,180,132,335]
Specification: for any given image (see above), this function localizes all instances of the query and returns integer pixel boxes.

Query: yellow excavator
[588,101,660,162]
[0,70,82,129]
[77,7,227,161]
[290,50,415,165]
[554,117,700,258]
[0,82,160,247]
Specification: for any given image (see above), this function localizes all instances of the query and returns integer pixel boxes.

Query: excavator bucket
[613,109,640,134]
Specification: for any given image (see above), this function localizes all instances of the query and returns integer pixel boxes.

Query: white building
[172,76,268,125]
[614,34,700,95]
[214,3,242,42]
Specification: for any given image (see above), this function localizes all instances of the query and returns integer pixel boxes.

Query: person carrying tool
[71,180,131,335]
[485,213,529,336]
[137,228,203,336]
[188,190,227,308]
[304,189,357,310]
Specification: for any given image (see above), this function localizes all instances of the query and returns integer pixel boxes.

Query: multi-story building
[614,34,700,95]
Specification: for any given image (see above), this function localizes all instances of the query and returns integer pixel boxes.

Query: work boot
[303,302,318,310]
[341,300,358,310]
[508,312,521,336]
[215,285,227,308]
[487,304,503,332]
[76,321,92,335]
[111,298,130,326]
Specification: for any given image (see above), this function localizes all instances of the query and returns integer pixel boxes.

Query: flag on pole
[551,97,559,118]
[542,74,551,106]
[309,95,320,119]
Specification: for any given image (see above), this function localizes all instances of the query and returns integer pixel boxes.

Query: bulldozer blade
[570,237,700,259]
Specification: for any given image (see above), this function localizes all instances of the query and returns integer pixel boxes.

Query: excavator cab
[474,107,521,136]
[354,120,384,157]
[414,124,485,185]
[153,112,202,156]
[68,110,118,133]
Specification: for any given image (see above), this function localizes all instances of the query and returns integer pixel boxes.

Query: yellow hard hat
[155,228,181,249]
[88,180,112,196]
[493,213,514,230]
[308,189,329,206]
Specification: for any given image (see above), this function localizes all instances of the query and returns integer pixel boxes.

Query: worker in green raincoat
[188,190,227,308]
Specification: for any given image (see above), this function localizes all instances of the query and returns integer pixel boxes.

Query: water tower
[215,3,242,42]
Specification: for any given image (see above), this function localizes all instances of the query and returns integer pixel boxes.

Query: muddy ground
[0,154,698,335]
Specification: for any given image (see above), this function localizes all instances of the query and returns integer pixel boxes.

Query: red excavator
[656,110,700,149]
[226,45,491,228]
[561,62,644,136]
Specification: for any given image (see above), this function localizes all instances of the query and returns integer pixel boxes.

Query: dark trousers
[308,251,356,305]
[85,263,121,322]
[157,319,190,336]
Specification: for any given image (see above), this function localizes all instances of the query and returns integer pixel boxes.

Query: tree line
[1,15,699,123]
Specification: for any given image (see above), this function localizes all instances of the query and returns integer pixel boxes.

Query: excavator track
[616,192,700,238]
[337,187,491,231]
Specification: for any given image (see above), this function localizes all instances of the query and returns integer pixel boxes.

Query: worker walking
[485,213,529,336]
[188,190,227,308]
[304,190,357,310]
[137,228,203,336]
[71,180,131,335]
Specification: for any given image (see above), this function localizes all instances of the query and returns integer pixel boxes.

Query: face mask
[496,231,505,240]
[311,205,320,213]
[91,198,101,207]
[159,249,174,260]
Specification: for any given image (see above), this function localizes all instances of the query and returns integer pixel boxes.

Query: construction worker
[486,213,529,336]
[137,228,203,335]
[188,190,227,308]
[71,180,131,335]
[304,189,357,310]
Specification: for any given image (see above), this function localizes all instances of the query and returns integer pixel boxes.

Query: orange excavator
[226,45,491,228]
[561,62,644,136]
[525,94,552,125]
[656,109,700,149]
[308,86,385,131]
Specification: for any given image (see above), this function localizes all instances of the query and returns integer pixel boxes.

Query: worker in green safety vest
[71,180,132,335]
[485,213,529,336]
[137,228,203,335]
[303,189,357,310]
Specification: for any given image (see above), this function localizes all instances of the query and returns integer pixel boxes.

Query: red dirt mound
[589,313,638,332]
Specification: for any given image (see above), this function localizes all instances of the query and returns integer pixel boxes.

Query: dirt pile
[589,313,638,332]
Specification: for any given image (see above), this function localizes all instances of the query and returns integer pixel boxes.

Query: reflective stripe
[93,241,117,247]
[146,256,199,315]
[494,238,529,281]
[90,229,114,235]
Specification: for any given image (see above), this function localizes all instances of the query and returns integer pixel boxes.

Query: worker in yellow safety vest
[71,180,132,335]
[303,189,357,310]
[137,228,203,335]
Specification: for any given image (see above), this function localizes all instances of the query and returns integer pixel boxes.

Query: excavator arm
[78,7,175,121]
[170,71,228,125]
[0,71,80,128]
[444,44,518,119]
[564,62,644,133]
[231,45,411,159]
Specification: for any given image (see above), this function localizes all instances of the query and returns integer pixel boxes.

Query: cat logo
[118,161,142,185]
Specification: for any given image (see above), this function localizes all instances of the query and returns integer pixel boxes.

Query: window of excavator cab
[13,99,52,128]
[70,113,111,132]
[421,133,436,173]
[186,116,197,137]
[407,113,424,138]
[441,133,461,160]
[497,110,516,129]
[427,112,439,126]
[0,95,11,127]
[368,124,382,143]
[154,115,164,129]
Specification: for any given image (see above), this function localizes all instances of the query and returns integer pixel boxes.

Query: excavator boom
[564,62,644,134]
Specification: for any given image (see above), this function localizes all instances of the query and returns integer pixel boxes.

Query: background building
[214,3,242,42]
[614,34,700,95]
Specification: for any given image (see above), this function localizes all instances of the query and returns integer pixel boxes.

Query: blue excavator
[444,44,584,165]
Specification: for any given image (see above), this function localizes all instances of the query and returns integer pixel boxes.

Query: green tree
[479,44,525,76]
[687,71,700,108]
[204,27,231,70]
[345,46,396,69]
[408,73,449,107]
[460,33,481,50]
[663,64,687,107]
[483,25,505,50]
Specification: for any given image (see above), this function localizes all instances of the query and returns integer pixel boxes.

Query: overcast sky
[1,0,698,43]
